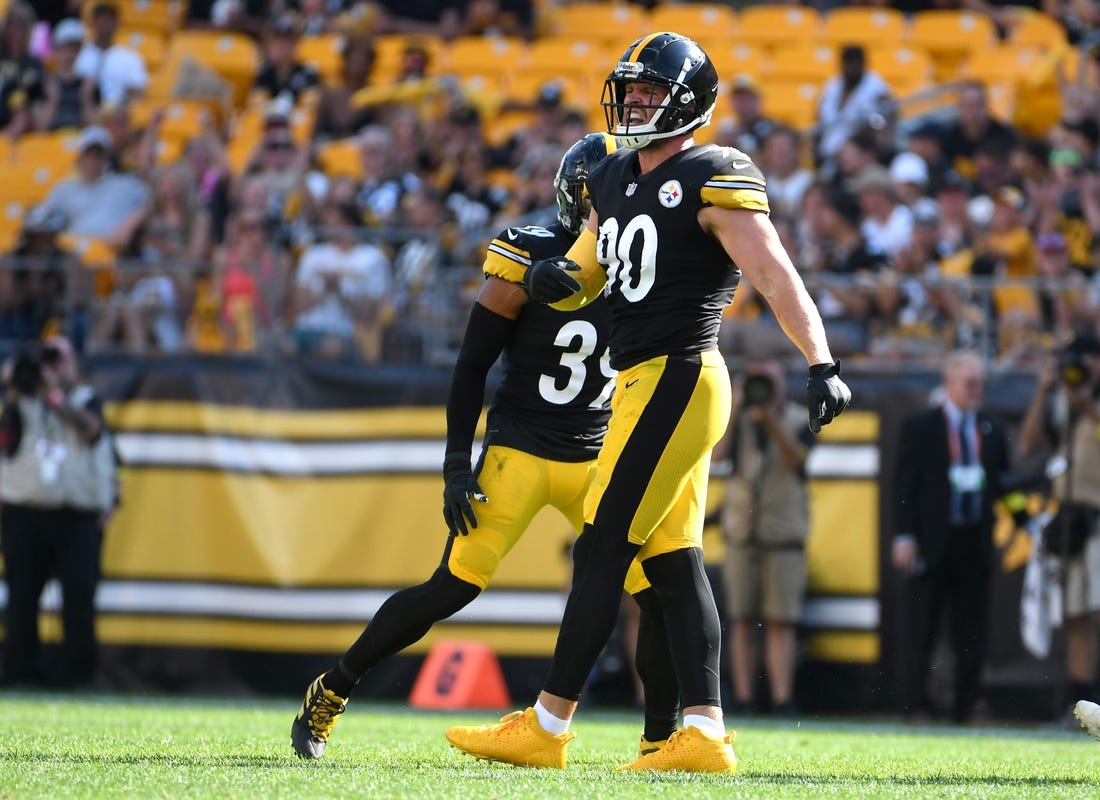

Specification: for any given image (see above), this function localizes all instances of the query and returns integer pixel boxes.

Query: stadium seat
[317,138,363,180]
[761,80,820,130]
[369,34,445,84]
[296,33,347,87]
[117,29,166,74]
[129,99,217,145]
[82,0,185,36]
[908,11,997,80]
[441,36,527,81]
[866,46,935,97]
[0,162,68,206]
[13,131,81,168]
[507,72,593,109]
[703,42,768,88]
[0,199,28,247]
[1008,11,1068,50]
[524,37,608,84]
[819,7,908,49]
[962,46,1046,86]
[764,44,837,86]
[735,4,822,52]
[648,3,738,43]
[546,3,648,49]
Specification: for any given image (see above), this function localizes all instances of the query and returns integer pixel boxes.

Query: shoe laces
[663,728,689,753]
[306,687,346,741]
[485,710,526,734]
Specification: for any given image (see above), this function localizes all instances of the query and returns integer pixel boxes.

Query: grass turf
[0,693,1096,799]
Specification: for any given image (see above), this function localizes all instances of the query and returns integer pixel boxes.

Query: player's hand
[442,454,487,536]
[523,258,582,303]
[806,361,851,433]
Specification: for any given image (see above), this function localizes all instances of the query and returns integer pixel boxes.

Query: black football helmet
[601,32,719,149]
[555,132,617,236]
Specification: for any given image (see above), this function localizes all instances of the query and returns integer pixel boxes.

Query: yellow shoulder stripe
[483,238,531,283]
[701,176,770,213]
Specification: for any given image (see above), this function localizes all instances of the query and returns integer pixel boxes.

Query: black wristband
[809,361,840,378]
[443,452,471,478]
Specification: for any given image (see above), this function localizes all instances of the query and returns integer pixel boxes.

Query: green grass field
[0,693,1095,799]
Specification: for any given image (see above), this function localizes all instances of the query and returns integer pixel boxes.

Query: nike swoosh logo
[625,379,639,389]
[730,160,751,169]
[506,230,518,240]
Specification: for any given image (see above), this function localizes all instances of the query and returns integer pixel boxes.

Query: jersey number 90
[599,214,658,302]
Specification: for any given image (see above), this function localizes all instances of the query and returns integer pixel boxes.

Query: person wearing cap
[815,45,892,168]
[36,18,98,132]
[252,15,321,106]
[889,151,930,208]
[1034,231,1094,344]
[714,73,777,162]
[73,2,148,106]
[36,124,150,248]
[0,2,45,138]
[850,164,913,259]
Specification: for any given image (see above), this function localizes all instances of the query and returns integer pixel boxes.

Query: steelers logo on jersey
[658,180,683,208]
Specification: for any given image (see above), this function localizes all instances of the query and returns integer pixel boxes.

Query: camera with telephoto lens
[7,343,60,396]
[742,373,776,407]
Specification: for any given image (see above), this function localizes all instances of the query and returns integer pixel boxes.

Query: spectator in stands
[491,81,573,170]
[35,18,97,132]
[890,151,931,208]
[714,74,778,162]
[211,209,291,352]
[1010,136,1053,212]
[1035,231,1098,344]
[938,81,1017,183]
[373,0,465,40]
[760,126,813,219]
[313,36,377,141]
[0,3,45,139]
[182,134,232,245]
[934,169,976,255]
[291,202,393,362]
[37,125,150,251]
[355,124,421,228]
[143,162,212,267]
[987,185,1041,353]
[241,116,316,227]
[460,0,533,38]
[495,142,562,229]
[74,2,148,107]
[815,45,892,169]
[832,127,884,194]
[0,206,85,348]
[906,120,950,191]
[851,164,914,259]
[252,15,321,106]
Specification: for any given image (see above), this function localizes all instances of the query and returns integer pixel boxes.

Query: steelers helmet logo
[658,180,683,208]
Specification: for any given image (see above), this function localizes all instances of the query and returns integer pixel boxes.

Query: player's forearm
[550,228,606,311]
[444,302,512,461]
[764,277,833,366]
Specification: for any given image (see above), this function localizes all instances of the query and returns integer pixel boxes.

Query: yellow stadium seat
[761,80,821,130]
[507,72,594,109]
[317,138,363,180]
[369,34,446,84]
[962,46,1047,85]
[0,199,28,240]
[117,29,166,74]
[549,3,648,49]
[648,3,738,43]
[0,162,69,205]
[1008,11,1068,50]
[703,42,768,87]
[736,4,822,52]
[909,10,997,79]
[819,7,908,49]
[866,46,935,96]
[163,31,261,108]
[129,99,217,144]
[13,131,81,168]
[441,35,527,80]
[57,233,116,268]
[525,37,608,83]
[764,44,837,86]
[296,34,347,87]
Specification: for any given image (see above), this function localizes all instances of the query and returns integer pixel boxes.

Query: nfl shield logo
[626,182,637,197]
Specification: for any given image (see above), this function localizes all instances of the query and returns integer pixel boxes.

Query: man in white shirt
[815,45,891,167]
[291,203,392,361]
[850,164,913,260]
[73,2,148,106]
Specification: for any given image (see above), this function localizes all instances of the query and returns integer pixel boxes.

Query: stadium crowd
[0,0,1097,370]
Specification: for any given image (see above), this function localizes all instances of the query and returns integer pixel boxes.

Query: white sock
[533,700,571,735]
[683,714,724,738]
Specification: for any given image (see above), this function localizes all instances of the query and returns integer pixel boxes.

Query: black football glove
[523,258,582,304]
[442,453,487,536]
[806,360,851,433]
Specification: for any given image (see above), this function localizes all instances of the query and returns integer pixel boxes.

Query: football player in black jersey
[447,32,851,773]
[291,133,681,763]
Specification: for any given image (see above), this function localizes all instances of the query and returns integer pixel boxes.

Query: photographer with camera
[0,336,116,689]
[1019,332,1100,720]
[717,360,816,716]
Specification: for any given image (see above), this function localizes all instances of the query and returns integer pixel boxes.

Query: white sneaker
[1073,700,1100,741]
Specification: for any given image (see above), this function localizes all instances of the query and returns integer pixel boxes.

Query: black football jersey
[586,144,769,370]
[481,221,614,462]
